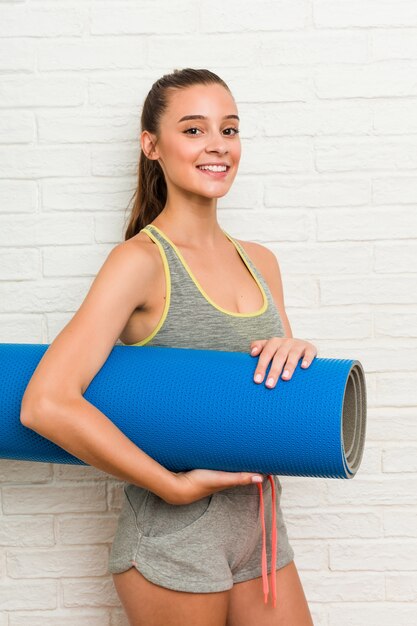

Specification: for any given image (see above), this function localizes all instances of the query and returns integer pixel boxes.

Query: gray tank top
[128,223,285,352]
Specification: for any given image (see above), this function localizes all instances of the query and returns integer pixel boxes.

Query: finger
[301,349,318,368]
[217,471,264,487]
[253,339,287,384]
[264,349,298,387]
[241,472,265,484]
[249,340,267,356]
[278,350,304,382]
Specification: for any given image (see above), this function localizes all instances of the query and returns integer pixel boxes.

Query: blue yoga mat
[0,343,367,478]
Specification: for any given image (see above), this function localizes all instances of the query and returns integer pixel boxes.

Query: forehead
[164,83,238,122]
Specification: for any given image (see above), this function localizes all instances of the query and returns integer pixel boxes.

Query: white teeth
[198,165,227,172]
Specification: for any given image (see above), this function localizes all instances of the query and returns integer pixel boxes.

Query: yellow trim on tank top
[147,223,268,318]
[129,228,171,347]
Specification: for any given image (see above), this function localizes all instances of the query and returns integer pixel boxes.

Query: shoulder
[101,231,163,308]
[113,229,162,269]
[233,238,280,282]
[107,234,155,276]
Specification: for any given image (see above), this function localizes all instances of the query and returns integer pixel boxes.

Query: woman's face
[142,83,241,200]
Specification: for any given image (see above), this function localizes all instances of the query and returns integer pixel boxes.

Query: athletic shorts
[108,475,295,595]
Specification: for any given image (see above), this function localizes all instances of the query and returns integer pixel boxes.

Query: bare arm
[20,240,177,503]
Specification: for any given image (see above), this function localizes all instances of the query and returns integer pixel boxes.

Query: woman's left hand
[249,337,318,388]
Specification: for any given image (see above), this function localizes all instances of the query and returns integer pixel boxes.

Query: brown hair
[123,68,232,240]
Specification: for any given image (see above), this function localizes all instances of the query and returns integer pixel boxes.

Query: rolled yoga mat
[0,343,367,478]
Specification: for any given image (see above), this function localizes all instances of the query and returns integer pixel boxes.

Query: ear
[141,130,160,161]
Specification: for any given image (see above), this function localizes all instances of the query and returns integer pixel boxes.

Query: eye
[183,127,240,136]
[224,127,240,136]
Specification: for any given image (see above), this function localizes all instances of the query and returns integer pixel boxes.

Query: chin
[182,180,232,199]
[199,188,231,200]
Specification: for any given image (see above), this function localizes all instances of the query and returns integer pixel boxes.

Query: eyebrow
[177,114,240,123]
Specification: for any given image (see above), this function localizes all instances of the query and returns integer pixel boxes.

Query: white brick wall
[1,1,416,624]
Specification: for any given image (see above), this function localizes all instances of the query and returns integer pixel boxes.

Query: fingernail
[255,373,262,382]
[251,347,257,354]
[302,361,308,367]
[252,476,263,483]
[282,370,290,378]
[266,377,274,386]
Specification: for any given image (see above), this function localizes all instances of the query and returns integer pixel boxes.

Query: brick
[38,39,146,71]
[330,539,417,570]
[286,510,381,539]
[0,181,37,213]
[315,62,417,99]
[374,242,417,273]
[317,208,417,241]
[265,177,370,207]
[329,603,417,626]
[384,510,417,537]
[261,31,368,65]
[58,514,118,545]
[315,137,417,172]
[9,612,109,626]
[91,1,197,34]
[320,276,417,305]
[327,477,417,505]
[0,580,56,610]
[0,248,39,280]
[62,578,118,607]
[373,176,417,204]
[263,101,371,136]
[202,0,309,31]
[0,516,54,547]
[382,446,417,472]
[386,572,417,601]
[0,112,34,144]
[301,570,384,601]
[0,75,85,107]
[314,0,417,28]
[0,39,33,71]
[0,4,85,36]
[2,484,107,514]
[0,146,90,179]
[7,546,108,578]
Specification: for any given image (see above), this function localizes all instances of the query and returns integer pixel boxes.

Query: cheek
[172,136,198,160]
[164,145,200,187]
[231,142,241,163]
[169,142,200,175]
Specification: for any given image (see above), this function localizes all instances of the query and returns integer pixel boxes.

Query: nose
[204,134,229,155]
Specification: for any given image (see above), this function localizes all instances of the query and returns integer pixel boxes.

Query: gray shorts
[108,475,295,593]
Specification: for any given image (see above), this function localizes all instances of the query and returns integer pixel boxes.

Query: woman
[21,68,316,625]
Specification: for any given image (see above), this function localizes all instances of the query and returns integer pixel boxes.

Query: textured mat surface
[0,343,367,478]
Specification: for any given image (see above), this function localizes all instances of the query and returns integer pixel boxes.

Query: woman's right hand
[164,468,266,505]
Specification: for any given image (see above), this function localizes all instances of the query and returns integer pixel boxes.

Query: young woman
[21,68,316,625]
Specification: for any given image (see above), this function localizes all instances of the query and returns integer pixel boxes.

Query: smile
[196,165,230,177]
